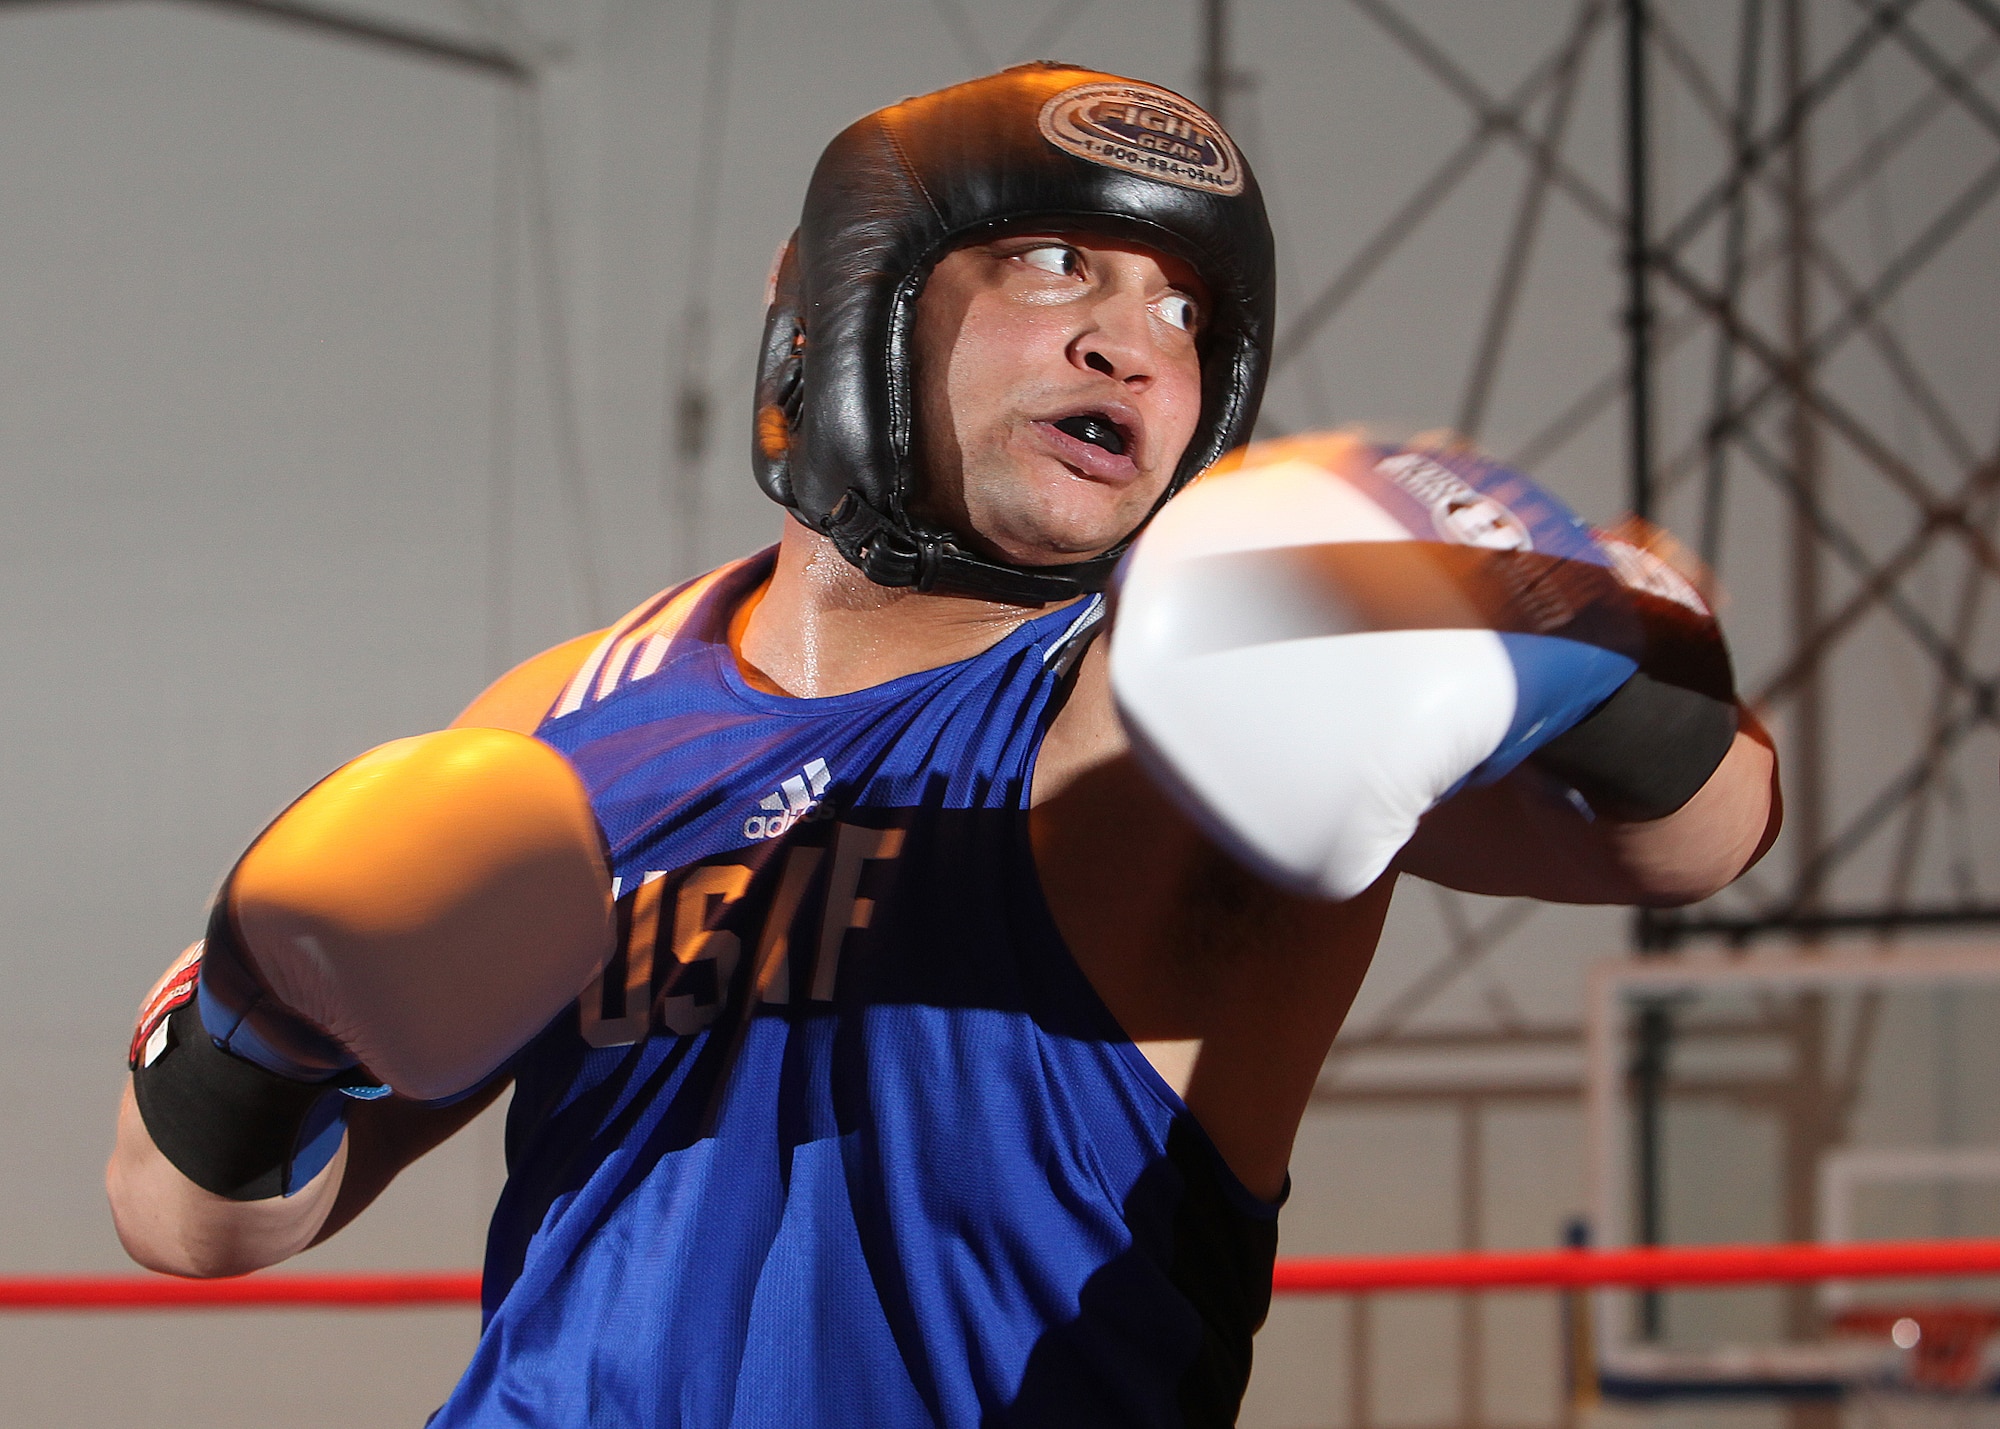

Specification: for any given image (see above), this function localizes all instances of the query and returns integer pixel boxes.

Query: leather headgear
[752,62,1276,603]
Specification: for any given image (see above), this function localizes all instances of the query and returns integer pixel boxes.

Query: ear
[751,233,805,507]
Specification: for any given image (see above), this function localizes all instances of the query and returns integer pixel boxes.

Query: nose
[1068,288,1162,389]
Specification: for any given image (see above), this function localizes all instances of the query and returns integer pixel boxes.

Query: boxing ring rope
[9,1239,2000,1310]
[0,1270,480,1310]
[1271,1238,2000,1293]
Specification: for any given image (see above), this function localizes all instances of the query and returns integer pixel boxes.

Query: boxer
[111,64,1776,1427]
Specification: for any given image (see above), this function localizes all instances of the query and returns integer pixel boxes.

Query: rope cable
[486,82,520,676]
[666,0,741,581]
[454,0,602,626]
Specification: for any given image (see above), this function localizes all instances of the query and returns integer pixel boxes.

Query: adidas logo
[742,757,834,841]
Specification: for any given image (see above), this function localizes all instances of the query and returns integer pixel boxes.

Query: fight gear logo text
[1038,82,1245,197]
[1374,450,1534,552]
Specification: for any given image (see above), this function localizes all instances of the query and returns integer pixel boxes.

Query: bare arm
[106,629,603,1276]
[107,1077,346,1277]
[1397,708,1781,905]
[106,1078,503,1277]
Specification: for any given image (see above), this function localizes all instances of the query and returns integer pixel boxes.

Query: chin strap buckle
[855,530,951,592]
[912,536,948,592]
[829,486,1128,604]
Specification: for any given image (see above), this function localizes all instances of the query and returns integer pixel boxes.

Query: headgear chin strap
[752,62,1276,603]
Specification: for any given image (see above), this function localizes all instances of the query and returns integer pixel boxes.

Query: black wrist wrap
[131,996,331,1201]
[1531,588,1739,821]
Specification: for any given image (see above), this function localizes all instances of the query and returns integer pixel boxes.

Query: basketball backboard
[1583,944,2000,1405]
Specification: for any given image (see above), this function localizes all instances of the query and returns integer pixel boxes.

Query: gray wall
[4,2,1994,1424]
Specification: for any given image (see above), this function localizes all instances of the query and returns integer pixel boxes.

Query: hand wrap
[1528,527,1737,819]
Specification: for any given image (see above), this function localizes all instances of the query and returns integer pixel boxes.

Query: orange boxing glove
[209,727,616,1100]
[132,729,614,1198]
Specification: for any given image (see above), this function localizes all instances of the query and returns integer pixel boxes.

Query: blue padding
[197,977,342,1084]
[1470,632,1638,785]
[285,1090,348,1196]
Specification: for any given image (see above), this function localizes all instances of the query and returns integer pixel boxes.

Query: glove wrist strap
[131,996,350,1201]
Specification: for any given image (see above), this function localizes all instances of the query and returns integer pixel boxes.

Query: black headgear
[752,62,1276,603]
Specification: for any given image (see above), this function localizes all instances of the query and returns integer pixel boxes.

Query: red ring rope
[6,1239,2000,1310]
[0,1270,479,1309]
[1272,1237,2000,1293]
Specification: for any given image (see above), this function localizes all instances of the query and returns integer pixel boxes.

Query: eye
[1019,244,1082,278]
[1156,293,1199,333]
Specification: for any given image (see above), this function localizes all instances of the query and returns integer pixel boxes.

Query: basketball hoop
[1833,1305,2000,1393]
[1583,947,2000,1423]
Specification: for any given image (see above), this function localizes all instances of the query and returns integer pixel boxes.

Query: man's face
[910,233,1207,568]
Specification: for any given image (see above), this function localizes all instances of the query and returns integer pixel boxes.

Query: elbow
[1627,833,1764,907]
[105,1148,233,1280]
[108,1216,221,1281]
[106,1139,251,1280]
[1619,724,1783,906]
[106,1153,325,1280]
[105,1083,335,1280]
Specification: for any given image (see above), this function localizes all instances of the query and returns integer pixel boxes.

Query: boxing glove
[1109,432,1736,901]
[131,728,614,1198]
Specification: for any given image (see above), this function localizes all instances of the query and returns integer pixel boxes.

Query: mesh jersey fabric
[427,550,1281,1429]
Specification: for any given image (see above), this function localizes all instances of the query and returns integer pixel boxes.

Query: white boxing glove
[1110,432,1659,900]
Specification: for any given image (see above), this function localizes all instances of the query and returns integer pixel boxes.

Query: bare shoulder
[451,629,610,735]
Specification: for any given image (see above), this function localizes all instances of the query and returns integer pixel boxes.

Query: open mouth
[1051,412,1128,457]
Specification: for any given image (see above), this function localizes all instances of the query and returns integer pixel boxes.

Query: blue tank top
[430,551,1279,1429]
